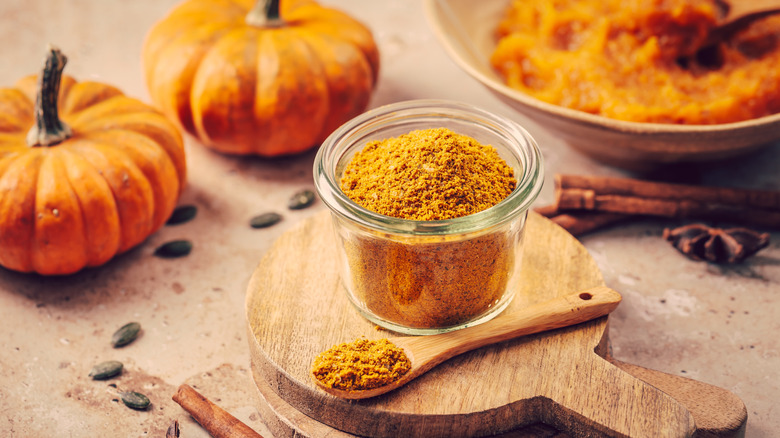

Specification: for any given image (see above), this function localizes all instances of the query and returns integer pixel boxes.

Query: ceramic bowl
[423,0,780,170]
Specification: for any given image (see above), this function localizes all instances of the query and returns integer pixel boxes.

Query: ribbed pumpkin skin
[142,0,379,156]
[0,75,187,275]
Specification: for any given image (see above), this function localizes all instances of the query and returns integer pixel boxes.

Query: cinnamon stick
[172,384,263,438]
[534,205,631,236]
[553,174,780,228]
[549,211,631,236]
[532,204,559,218]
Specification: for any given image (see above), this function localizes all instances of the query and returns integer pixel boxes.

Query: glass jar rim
[313,99,544,235]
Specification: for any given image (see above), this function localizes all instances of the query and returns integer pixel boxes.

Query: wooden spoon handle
[724,0,780,22]
[405,285,622,368]
[709,0,780,46]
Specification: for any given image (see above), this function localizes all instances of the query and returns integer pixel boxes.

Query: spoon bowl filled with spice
[314,99,544,335]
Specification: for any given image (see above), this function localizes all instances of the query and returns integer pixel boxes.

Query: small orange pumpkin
[0,46,187,275]
[142,0,379,156]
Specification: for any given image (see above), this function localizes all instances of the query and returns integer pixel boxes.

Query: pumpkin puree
[490,0,780,124]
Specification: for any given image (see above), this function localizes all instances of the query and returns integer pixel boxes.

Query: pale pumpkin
[0,46,187,275]
[142,0,379,156]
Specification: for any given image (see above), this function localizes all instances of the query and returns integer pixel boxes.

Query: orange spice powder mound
[340,127,516,220]
[311,338,411,391]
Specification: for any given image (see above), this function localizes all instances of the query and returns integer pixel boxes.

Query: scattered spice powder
[338,128,521,329]
[311,338,411,391]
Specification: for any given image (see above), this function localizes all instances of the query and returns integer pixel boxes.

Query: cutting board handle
[526,352,697,437]
[610,358,747,437]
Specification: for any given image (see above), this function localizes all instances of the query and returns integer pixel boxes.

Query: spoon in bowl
[310,285,622,400]
[689,0,780,56]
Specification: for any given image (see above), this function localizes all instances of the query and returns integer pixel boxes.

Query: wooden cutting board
[245,210,747,437]
[248,360,746,438]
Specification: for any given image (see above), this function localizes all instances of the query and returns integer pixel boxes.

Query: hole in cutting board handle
[579,292,593,300]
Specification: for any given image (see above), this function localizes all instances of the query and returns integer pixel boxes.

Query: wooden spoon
[701,0,780,49]
[311,285,622,400]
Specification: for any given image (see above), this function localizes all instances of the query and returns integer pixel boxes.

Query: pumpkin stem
[246,0,284,27]
[26,45,72,148]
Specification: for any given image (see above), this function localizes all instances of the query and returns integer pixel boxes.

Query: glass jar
[314,100,544,335]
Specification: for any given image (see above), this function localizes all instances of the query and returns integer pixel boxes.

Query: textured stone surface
[0,1,777,437]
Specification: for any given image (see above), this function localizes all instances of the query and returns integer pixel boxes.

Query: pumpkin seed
[111,322,141,348]
[88,360,123,380]
[288,189,315,210]
[120,391,151,410]
[154,240,192,258]
[166,205,197,225]
[250,212,282,229]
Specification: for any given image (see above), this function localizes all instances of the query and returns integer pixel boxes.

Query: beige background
[0,1,777,436]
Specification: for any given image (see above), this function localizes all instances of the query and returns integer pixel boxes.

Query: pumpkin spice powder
[311,338,411,391]
[338,127,519,329]
[341,128,516,220]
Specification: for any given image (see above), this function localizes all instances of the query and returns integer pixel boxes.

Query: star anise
[663,224,770,264]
